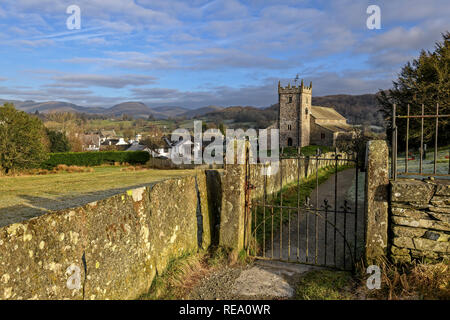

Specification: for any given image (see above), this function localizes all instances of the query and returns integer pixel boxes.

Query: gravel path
[187,260,325,300]
[187,265,248,300]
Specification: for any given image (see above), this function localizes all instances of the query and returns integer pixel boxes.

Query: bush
[42,151,150,168]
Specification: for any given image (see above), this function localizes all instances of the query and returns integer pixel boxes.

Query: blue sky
[0,0,449,108]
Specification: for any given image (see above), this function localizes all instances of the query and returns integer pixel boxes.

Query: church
[276,79,353,147]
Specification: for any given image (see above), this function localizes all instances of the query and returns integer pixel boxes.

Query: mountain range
[0,93,383,126]
[0,99,224,120]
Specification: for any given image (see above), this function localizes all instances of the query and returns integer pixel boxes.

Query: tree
[46,129,71,152]
[141,125,165,154]
[218,122,225,135]
[378,32,449,147]
[0,103,49,173]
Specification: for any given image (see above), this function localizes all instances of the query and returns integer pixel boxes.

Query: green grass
[0,166,195,226]
[251,164,353,251]
[295,269,354,300]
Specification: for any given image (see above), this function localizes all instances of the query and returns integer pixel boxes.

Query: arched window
[287,138,293,146]
[305,108,309,115]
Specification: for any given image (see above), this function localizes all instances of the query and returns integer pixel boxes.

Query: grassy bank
[295,269,354,300]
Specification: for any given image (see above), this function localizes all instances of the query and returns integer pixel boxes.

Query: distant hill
[0,99,104,114]
[151,106,189,118]
[0,93,384,125]
[311,94,383,126]
[199,106,276,128]
[199,93,383,128]
[109,102,154,118]
[180,105,223,118]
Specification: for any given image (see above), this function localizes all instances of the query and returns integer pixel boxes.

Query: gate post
[218,164,246,253]
[218,141,251,257]
[364,140,389,264]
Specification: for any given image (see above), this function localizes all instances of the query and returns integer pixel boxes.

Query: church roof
[316,122,353,133]
[310,106,346,121]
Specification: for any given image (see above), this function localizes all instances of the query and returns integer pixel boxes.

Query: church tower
[278,79,312,147]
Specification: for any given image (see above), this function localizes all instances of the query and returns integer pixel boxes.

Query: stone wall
[248,152,350,200]
[146,157,223,170]
[309,123,335,147]
[389,178,450,263]
[0,170,221,300]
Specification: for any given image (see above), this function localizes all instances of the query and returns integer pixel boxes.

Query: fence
[391,103,450,179]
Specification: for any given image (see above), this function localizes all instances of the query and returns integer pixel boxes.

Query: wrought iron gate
[244,149,366,271]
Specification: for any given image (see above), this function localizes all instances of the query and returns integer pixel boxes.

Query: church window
[288,96,292,103]
[287,138,293,146]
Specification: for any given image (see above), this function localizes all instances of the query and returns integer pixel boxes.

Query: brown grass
[140,252,210,300]
[140,248,234,300]
[1,164,95,177]
[357,257,450,300]
[120,165,147,172]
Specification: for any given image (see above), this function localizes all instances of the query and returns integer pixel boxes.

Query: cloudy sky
[0,0,449,108]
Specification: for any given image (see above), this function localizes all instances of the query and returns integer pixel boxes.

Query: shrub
[42,151,150,168]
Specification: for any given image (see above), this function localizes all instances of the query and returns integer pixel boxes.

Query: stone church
[276,80,353,147]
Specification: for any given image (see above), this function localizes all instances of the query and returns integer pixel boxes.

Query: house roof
[126,143,150,152]
[100,129,116,137]
[310,106,346,121]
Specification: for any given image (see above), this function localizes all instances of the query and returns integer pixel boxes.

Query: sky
[0,0,449,109]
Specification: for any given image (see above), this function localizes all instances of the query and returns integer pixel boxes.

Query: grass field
[0,166,195,227]
[395,146,450,177]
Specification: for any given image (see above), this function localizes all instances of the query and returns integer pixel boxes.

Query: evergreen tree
[0,103,49,173]
[46,128,71,153]
[378,32,449,147]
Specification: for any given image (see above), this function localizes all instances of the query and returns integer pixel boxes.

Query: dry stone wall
[0,170,220,300]
[389,178,450,263]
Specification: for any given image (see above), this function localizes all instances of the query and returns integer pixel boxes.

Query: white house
[170,138,201,160]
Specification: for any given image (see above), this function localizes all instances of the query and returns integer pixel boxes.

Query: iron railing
[391,103,450,179]
[245,149,366,271]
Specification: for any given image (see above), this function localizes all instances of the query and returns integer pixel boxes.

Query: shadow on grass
[0,182,161,227]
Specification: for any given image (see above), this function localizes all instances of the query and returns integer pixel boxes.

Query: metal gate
[244,148,366,271]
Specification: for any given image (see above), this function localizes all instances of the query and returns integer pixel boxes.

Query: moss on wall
[0,170,221,300]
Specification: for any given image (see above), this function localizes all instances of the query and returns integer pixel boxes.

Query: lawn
[0,166,195,227]
[395,146,450,177]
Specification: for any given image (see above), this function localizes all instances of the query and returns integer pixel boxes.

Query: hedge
[42,151,150,168]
